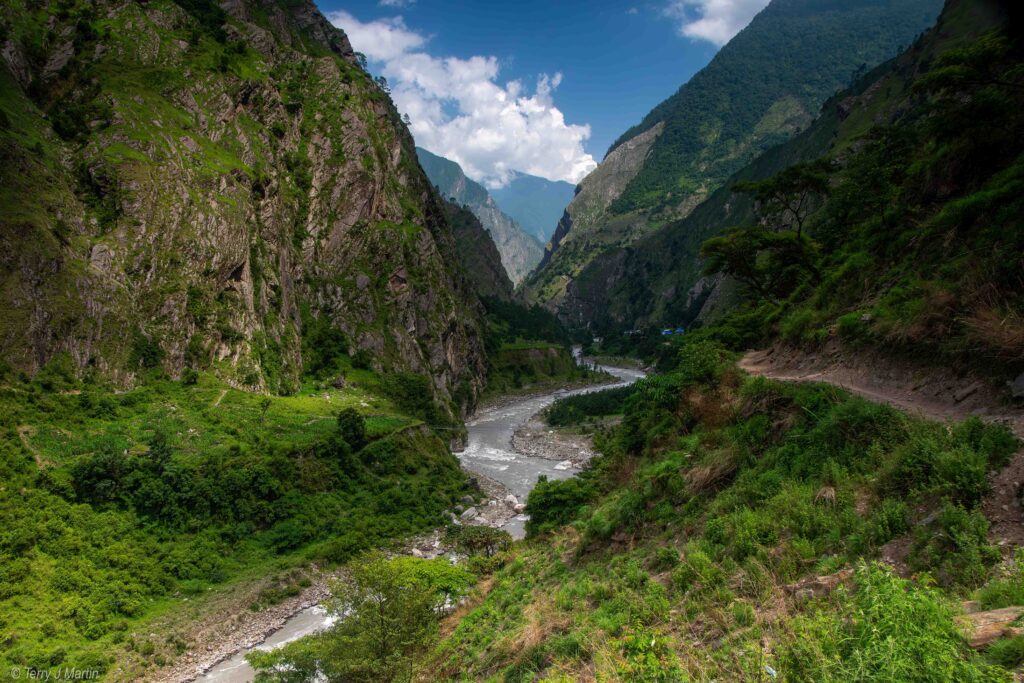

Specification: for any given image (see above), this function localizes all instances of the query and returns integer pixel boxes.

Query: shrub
[909,504,999,588]
[525,476,594,537]
[443,525,511,558]
[129,330,164,369]
[977,549,1024,610]
[985,636,1024,670]
[336,408,367,452]
[775,563,1008,682]
[675,339,730,386]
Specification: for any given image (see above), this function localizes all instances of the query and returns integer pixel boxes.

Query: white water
[198,605,336,683]
[458,362,644,538]
[197,361,644,682]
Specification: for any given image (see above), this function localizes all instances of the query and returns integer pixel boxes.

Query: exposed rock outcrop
[0,0,487,403]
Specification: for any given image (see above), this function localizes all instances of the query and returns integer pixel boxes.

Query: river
[197,362,644,682]
[458,363,645,539]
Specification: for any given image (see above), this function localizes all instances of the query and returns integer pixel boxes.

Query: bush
[909,504,999,588]
[776,563,1008,682]
[381,372,441,424]
[977,549,1024,610]
[525,476,594,537]
[129,330,164,369]
[675,339,730,386]
[336,408,367,452]
[443,525,511,558]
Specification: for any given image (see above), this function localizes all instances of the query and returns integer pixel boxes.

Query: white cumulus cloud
[328,10,596,188]
[664,0,769,46]
[378,0,415,8]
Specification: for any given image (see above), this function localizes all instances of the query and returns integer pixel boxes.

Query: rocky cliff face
[416,147,543,285]
[442,199,514,303]
[0,0,486,400]
[525,0,944,325]
[525,122,663,308]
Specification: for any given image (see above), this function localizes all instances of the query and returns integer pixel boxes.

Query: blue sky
[317,0,769,187]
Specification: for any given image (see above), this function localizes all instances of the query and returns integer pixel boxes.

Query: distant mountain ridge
[524,0,945,320]
[489,172,575,244]
[416,148,543,285]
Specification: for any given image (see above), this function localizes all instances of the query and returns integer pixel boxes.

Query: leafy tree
[337,408,367,452]
[701,226,818,301]
[249,554,472,682]
[733,160,832,238]
[443,525,511,557]
[526,476,595,537]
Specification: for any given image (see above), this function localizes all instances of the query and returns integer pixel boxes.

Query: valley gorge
[2,0,1024,681]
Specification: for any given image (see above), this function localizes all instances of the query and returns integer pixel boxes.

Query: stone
[784,569,854,600]
[958,606,1024,648]
[460,507,478,520]
[954,382,983,403]
[504,494,518,506]
[461,495,475,505]
[1010,372,1024,400]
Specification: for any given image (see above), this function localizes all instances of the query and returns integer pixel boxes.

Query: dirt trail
[739,346,1024,552]
[739,347,1023,437]
[17,425,46,468]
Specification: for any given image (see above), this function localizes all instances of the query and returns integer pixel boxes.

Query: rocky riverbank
[148,571,339,683]
[511,416,596,469]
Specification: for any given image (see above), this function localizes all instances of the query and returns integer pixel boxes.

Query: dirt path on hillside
[17,425,48,468]
[739,345,1024,553]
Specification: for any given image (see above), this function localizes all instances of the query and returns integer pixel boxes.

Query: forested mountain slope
[573,0,1022,384]
[525,0,944,319]
[442,198,514,303]
[0,0,486,401]
[417,147,543,285]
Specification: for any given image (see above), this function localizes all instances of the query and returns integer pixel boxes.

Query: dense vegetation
[543,385,635,427]
[421,338,1019,680]
[574,1,1022,375]
[696,22,1024,371]
[608,0,942,217]
[0,357,469,677]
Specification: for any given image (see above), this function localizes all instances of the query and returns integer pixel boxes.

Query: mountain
[442,199,514,303]
[416,147,543,285]
[0,0,486,400]
[489,172,575,244]
[524,0,944,317]
[563,0,1016,347]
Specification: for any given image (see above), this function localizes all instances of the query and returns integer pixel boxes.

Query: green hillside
[608,0,943,217]
[580,0,1021,379]
[525,0,944,319]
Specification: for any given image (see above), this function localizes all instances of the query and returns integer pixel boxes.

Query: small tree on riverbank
[248,553,472,682]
